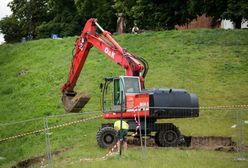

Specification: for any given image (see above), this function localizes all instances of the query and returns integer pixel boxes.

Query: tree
[113,0,201,31]
[74,0,117,32]
[203,0,227,22]
[112,0,136,31]
[8,0,50,38]
[37,0,83,38]
[222,0,248,28]
[203,0,248,29]
[0,15,23,43]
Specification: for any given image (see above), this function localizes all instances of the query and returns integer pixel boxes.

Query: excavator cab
[101,76,150,119]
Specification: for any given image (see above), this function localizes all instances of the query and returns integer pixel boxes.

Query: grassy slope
[0,29,248,121]
[0,29,248,167]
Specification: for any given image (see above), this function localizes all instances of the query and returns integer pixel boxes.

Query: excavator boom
[61,18,147,112]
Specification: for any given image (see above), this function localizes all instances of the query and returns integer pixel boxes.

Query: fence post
[235,111,247,161]
[143,105,147,159]
[236,111,239,154]
[44,116,52,167]
[144,106,147,149]
[137,109,143,151]
[119,91,123,156]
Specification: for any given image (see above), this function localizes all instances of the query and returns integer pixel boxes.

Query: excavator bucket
[62,92,90,112]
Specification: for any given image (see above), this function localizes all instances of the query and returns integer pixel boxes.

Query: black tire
[158,126,181,147]
[96,127,117,148]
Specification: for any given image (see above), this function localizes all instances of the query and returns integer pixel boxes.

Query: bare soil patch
[12,148,69,168]
[127,136,242,152]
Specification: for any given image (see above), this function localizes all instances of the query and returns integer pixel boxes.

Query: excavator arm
[61,18,147,112]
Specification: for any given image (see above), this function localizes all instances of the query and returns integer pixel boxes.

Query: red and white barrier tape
[132,113,140,137]
[0,115,102,143]
[1,104,248,143]
[80,140,120,162]
[199,104,248,109]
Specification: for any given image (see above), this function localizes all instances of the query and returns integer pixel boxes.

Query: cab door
[102,77,124,113]
[113,78,124,111]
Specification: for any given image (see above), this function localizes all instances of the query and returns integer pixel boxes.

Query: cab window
[123,77,140,93]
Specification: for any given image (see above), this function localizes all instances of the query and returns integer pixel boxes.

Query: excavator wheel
[157,126,181,147]
[62,92,90,112]
[96,127,117,148]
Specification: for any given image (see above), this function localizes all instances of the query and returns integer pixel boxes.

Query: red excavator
[61,18,199,148]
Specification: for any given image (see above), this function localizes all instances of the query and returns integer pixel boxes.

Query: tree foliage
[203,0,248,28]
[222,0,248,28]
[203,0,228,21]
[8,0,50,38]
[0,0,49,42]
[74,0,117,32]
[1,0,248,43]
[0,15,23,43]
[36,0,82,38]
[113,0,202,30]
[38,0,116,37]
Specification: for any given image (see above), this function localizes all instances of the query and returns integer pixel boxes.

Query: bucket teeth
[62,92,90,112]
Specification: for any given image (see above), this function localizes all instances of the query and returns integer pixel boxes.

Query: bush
[0,16,24,43]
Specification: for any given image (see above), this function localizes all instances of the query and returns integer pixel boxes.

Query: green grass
[51,148,248,168]
[0,29,248,167]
